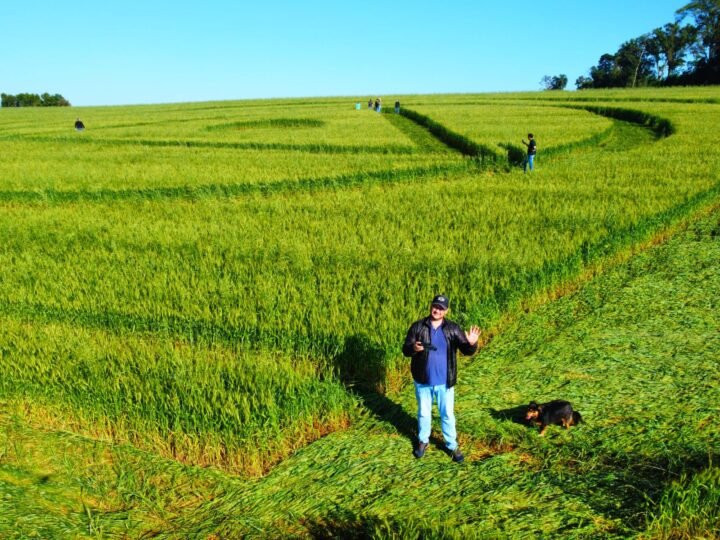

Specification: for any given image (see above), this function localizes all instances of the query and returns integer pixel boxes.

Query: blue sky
[2,0,688,106]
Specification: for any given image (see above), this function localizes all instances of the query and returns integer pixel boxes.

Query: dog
[526,400,582,436]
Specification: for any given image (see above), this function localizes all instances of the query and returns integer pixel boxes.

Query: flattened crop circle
[206,118,326,131]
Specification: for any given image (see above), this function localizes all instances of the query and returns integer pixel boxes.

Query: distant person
[368,98,373,109]
[74,118,85,131]
[374,98,382,113]
[522,133,536,173]
[394,100,400,114]
[402,295,481,463]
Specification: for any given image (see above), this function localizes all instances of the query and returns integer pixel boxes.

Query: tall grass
[0,88,718,476]
[643,466,720,539]
[0,316,355,475]
[407,102,612,150]
[0,100,417,147]
[0,139,456,192]
[0,107,716,368]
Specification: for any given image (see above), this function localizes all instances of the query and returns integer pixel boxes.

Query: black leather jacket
[402,317,478,388]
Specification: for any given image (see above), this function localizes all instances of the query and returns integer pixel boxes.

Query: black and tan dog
[526,400,582,436]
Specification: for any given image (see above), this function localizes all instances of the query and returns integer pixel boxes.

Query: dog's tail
[572,411,583,425]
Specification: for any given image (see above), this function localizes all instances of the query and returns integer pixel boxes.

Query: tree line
[542,0,719,90]
[1,93,71,107]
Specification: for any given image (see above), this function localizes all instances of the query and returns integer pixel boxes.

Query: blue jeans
[524,154,534,172]
[414,382,457,450]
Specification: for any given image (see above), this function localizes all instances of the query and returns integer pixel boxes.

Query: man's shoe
[450,447,465,463]
[413,442,429,458]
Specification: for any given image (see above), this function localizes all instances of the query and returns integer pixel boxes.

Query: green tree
[676,0,720,82]
[40,93,71,107]
[1,93,17,107]
[540,73,568,90]
[575,76,593,89]
[584,38,655,88]
[579,0,718,86]
[589,53,622,87]
[553,74,568,90]
[616,37,656,87]
[15,93,42,107]
[1,92,70,107]
[647,23,697,79]
[677,0,720,64]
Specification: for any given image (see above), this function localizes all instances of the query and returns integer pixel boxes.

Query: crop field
[407,103,613,149]
[0,87,719,538]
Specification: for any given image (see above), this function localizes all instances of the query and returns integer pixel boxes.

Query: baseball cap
[431,295,449,310]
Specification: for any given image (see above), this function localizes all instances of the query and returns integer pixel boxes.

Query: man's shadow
[334,334,417,445]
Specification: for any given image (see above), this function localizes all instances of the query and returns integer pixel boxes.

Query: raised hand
[465,325,481,346]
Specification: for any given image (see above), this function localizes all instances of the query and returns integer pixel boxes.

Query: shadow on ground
[543,449,717,532]
[488,404,532,426]
[334,334,416,447]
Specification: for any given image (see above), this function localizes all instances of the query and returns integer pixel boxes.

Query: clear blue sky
[1,0,688,106]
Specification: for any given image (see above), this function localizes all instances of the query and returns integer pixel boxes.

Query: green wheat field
[0,87,718,538]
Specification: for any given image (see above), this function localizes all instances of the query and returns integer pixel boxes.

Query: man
[521,133,536,173]
[402,295,481,462]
